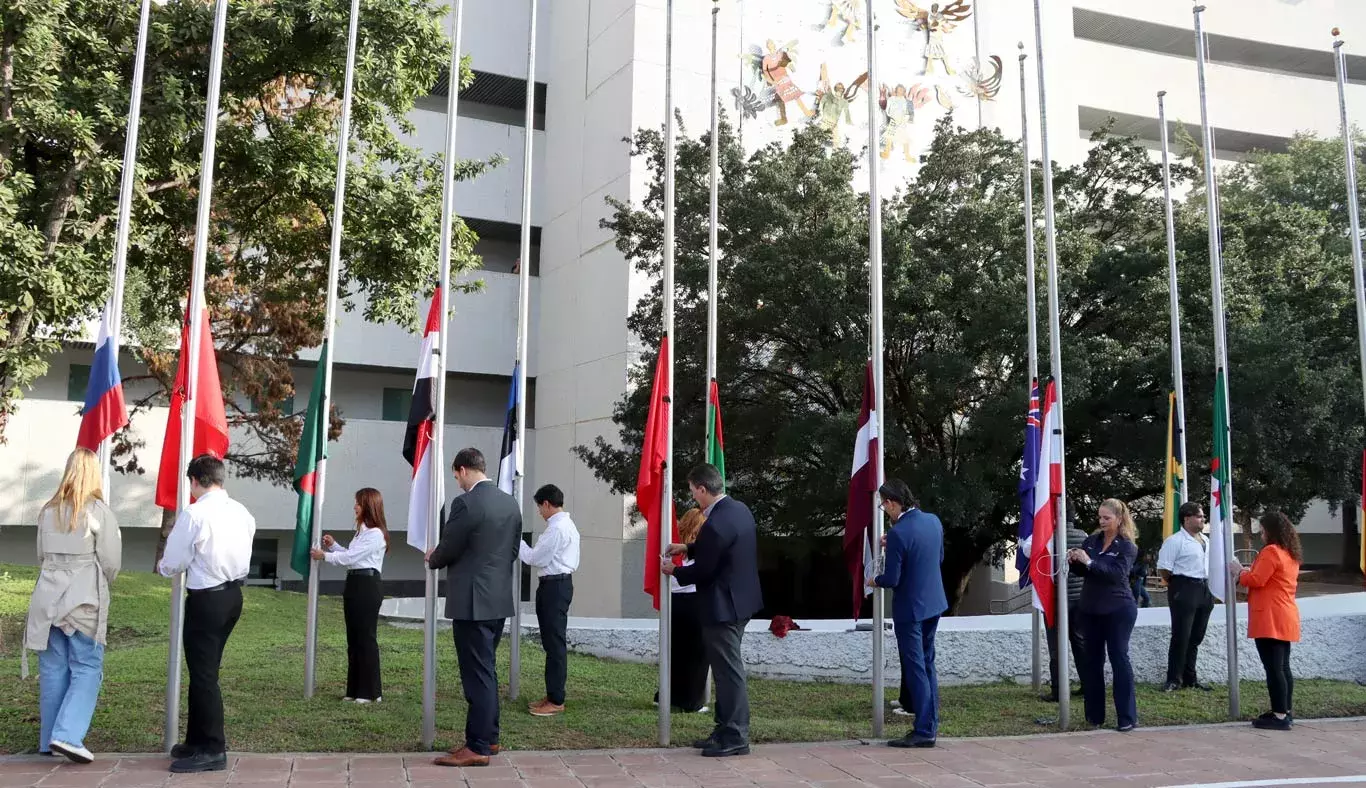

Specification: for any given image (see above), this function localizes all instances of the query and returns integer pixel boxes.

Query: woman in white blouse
[311,487,388,703]
[25,448,122,763]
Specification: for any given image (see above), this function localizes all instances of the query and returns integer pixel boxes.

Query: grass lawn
[2,563,1364,754]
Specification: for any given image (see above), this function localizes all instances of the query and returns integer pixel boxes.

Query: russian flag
[76,303,129,452]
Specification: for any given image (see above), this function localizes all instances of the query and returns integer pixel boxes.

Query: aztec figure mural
[731,0,999,187]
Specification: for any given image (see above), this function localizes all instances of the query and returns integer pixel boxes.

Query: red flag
[638,337,677,610]
[155,305,229,510]
[843,361,878,618]
[1029,380,1060,626]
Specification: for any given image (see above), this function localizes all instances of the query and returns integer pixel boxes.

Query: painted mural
[732,0,1001,184]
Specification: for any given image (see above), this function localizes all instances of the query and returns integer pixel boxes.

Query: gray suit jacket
[427,479,521,621]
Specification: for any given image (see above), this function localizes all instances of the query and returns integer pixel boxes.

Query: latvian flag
[842,360,878,619]
[1029,379,1061,626]
[76,302,129,452]
[403,292,443,552]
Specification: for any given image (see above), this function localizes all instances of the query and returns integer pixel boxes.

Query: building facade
[1,0,1362,615]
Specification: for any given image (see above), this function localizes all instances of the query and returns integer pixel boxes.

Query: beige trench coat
[24,500,122,651]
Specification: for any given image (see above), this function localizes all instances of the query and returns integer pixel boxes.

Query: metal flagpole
[303,0,361,699]
[1018,42,1043,695]
[658,0,676,748]
[165,0,229,752]
[863,0,886,739]
[1158,91,1189,503]
[509,0,538,701]
[424,0,465,749]
[1335,33,1366,451]
[100,0,152,499]
[1194,3,1238,719]
[703,0,721,713]
[1031,0,1070,731]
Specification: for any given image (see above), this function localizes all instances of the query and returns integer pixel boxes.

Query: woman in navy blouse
[1067,498,1139,732]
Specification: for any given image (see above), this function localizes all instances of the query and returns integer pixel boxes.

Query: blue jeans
[38,627,105,751]
[894,616,940,740]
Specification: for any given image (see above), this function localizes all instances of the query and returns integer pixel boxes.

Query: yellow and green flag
[1163,391,1184,535]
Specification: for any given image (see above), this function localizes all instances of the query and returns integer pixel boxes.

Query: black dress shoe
[888,734,935,748]
[169,752,227,773]
[1072,686,1084,697]
[1185,682,1214,691]
[1251,714,1292,731]
[1161,681,1181,692]
[1041,692,1059,703]
[701,742,750,757]
[692,738,716,749]
[170,743,198,759]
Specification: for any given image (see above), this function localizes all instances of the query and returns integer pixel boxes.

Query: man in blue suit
[869,479,948,748]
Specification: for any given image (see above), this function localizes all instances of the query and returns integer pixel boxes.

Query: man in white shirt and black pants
[157,455,256,773]
[1157,501,1215,693]
[521,484,580,717]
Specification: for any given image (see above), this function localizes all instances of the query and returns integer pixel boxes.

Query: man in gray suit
[426,447,521,768]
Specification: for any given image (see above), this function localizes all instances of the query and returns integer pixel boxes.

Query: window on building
[382,387,413,422]
[521,530,533,602]
[250,538,279,580]
[67,364,91,402]
[248,396,295,415]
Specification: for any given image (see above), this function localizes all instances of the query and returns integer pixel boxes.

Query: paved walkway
[3,718,1365,788]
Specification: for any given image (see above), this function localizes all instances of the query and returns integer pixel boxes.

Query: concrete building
[2,0,1363,616]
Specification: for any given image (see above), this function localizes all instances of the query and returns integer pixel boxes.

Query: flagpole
[1018,42,1043,695]
[100,0,152,499]
[657,0,676,748]
[706,0,720,403]
[1194,3,1238,719]
[303,0,361,699]
[1334,33,1366,456]
[1158,91,1189,503]
[424,0,465,750]
[863,0,885,740]
[508,0,537,701]
[1031,0,1070,732]
[165,0,228,752]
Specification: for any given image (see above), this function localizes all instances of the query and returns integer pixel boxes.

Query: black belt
[539,573,572,582]
[1169,575,1208,584]
[348,568,380,577]
[187,579,243,595]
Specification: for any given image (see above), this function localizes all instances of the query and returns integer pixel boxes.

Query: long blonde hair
[43,448,105,533]
[1099,498,1137,543]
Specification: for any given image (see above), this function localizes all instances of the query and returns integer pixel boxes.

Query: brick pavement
[2,718,1365,788]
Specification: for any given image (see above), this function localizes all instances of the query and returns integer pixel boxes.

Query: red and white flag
[843,361,879,619]
[1029,379,1061,626]
[403,291,443,552]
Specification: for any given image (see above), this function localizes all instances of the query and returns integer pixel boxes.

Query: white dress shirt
[325,525,386,572]
[669,559,697,594]
[519,511,580,577]
[1157,527,1209,580]
[157,489,256,590]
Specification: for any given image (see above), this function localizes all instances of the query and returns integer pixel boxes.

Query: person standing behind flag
[519,484,580,718]
[157,455,255,773]
[309,488,389,704]
[1228,510,1302,730]
[655,507,710,714]
[1043,506,1087,703]
[1157,502,1214,693]
[1067,498,1138,733]
[868,479,948,749]
[427,448,521,768]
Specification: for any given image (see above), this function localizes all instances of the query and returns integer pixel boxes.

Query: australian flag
[1016,379,1042,588]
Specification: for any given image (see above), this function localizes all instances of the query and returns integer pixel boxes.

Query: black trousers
[1046,602,1087,694]
[1079,605,1138,730]
[534,575,573,705]
[452,619,504,756]
[183,584,243,755]
[1255,638,1294,715]
[701,619,750,747]
[343,572,383,701]
[668,592,708,712]
[1166,576,1214,687]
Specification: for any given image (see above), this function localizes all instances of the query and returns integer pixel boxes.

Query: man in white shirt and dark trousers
[1157,501,1215,692]
[520,484,580,717]
[156,455,256,774]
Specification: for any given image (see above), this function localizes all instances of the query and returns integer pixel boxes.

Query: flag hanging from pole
[1209,368,1232,602]
[154,304,229,510]
[290,341,330,578]
[76,302,129,452]
[1163,391,1185,536]
[498,364,520,495]
[1016,379,1041,588]
[843,361,878,618]
[706,378,725,490]
[1029,379,1060,626]
[404,292,442,552]
[639,338,677,610]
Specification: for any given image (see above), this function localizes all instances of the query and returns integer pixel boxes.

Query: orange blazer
[1237,544,1301,642]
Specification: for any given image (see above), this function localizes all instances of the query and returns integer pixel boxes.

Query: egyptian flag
[154,303,229,510]
[638,337,677,610]
[842,361,878,618]
[1163,391,1185,536]
[1029,379,1060,626]
[76,301,129,452]
[498,364,520,495]
[290,341,330,578]
[404,292,443,552]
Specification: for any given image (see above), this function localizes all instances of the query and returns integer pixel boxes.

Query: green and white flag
[290,341,330,578]
[1209,366,1232,602]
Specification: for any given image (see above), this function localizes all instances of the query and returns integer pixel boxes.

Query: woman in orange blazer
[1228,510,1301,731]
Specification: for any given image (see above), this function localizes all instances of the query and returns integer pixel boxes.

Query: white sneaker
[49,740,93,764]
[355,697,381,704]
[890,700,902,709]
[892,707,913,717]
[342,697,355,702]
[696,705,710,714]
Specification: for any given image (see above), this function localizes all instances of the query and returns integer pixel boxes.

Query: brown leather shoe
[527,696,549,710]
[445,743,500,756]
[433,747,490,767]
[530,700,565,717]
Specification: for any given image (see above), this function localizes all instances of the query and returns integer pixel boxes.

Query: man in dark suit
[869,479,947,748]
[663,464,763,758]
[426,447,521,768]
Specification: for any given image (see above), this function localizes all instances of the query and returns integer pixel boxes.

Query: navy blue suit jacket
[874,509,949,623]
[672,496,764,624]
